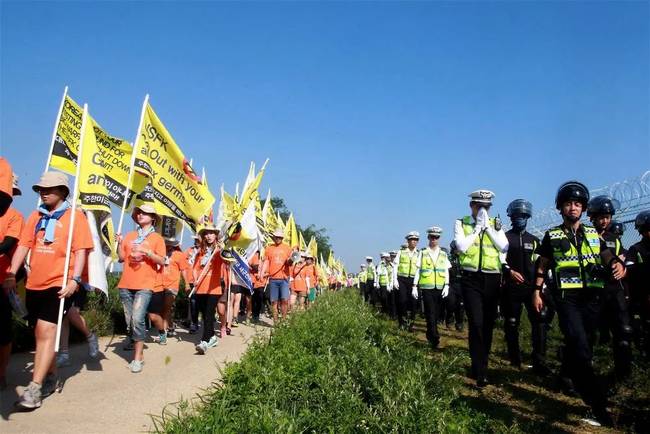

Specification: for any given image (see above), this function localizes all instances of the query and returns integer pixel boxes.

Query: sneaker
[226,327,232,336]
[123,337,135,351]
[87,333,99,358]
[158,332,167,346]
[129,360,144,373]
[189,324,198,334]
[195,341,208,355]
[167,328,176,337]
[56,351,71,368]
[206,335,219,348]
[15,381,42,410]
[41,374,60,397]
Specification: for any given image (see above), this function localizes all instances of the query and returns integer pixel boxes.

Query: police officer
[587,195,633,380]
[358,264,367,299]
[446,241,465,331]
[376,252,393,315]
[393,232,420,330]
[501,199,550,375]
[413,227,451,348]
[388,250,399,318]
[625,211,650,359]
[453,189,508,387]
[364,256,376,304]
[533,181,625,426]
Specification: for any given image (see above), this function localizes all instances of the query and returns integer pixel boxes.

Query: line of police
[354,184,650,427]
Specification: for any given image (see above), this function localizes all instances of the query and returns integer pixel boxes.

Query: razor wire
[528,171,650,247]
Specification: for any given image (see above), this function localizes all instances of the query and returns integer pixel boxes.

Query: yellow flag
[239,159,268,213]
[49,94,83,175]
[77,116,144,211]
[284,213,299,249]
[307,236,318,259]
[298,231,307,252]
[133,102,215,231]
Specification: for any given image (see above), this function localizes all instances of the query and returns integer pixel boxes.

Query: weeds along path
[411,317,649,433]
[0,322,271,434]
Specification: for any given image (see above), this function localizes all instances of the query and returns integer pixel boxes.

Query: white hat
[389,250,397,255]
[365,256,373,261]
[360,264,367,268]
[469,189,495,205]
[131,203,160,225]
[272,228,285,238]
[405,231,420,240]
[380,252,389,258]
[427,226,443,237]
[32,171,70,197]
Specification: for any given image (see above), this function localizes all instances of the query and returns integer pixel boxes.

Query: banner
[231,249,253,292]
[50,95,83,174]
[133,102,215,231]
[85,210,109,297]
[77,115,144,212]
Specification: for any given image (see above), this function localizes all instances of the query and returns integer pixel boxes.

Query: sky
[1,1,649,270]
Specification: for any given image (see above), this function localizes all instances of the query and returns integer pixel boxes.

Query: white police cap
[469,189,495,204]
[405,231,420,240]
[427,226,443,236]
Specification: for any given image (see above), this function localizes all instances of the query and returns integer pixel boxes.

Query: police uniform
[393,233,420,329]
[364,257,376,304]
[453,190,509,384]
[358,267,367,299]
[501,228,549,370]
[376,253,393,315]
[625,211,650,358]
[413,241,451,348]
[445,245,465,331]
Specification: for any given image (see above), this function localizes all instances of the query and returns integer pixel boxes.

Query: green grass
[154,289,518,434]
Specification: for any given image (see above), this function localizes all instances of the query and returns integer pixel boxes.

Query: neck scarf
[35,201,70,243]
[200,246,214,266]
[134,225,155,245]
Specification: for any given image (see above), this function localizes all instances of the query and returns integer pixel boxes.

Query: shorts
[71,289,88,310]
[268,279,290,302]
[0,290,12,345]
[164,288,178,297]
[147,291,165,314]
[230,284,244,295]
[25,287,73,326]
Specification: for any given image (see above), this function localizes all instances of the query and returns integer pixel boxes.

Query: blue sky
[1,1,648,269]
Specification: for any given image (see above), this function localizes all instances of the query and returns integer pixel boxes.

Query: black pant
[600,287,633,378]
[252,286,265,319]
[501,286,547,367]
[365,280,375,303]
[387,286,397,319]
[445,283,464,327]
[554,291,607,413]
[379,285,389,314]
[189,290,199,326]
[422,288,443,346]
[195,294,218,342]
[397,276,416,327]
[360,282,367,300]
[462,272,501,379]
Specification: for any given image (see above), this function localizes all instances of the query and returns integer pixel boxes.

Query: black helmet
[609,221,624,237]
[635,210,650,233]
[555,181,589,210]
[507,199,533,218]
[587,195,618,217]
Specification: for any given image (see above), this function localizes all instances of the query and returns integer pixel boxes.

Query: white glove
[393,279,399,289]
[411,286,419,299]
[477,207,489,228]
[387,286,392,293]
[374,282,380,289]
[441,285,449,298]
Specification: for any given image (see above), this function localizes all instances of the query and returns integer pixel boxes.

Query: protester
[249,250,266,323]
[162,237,189,337]
[192,225,226,352]
[183,235,201,333]
[4,171,93,408]
[263,229,294,322]
[116,203,166,373]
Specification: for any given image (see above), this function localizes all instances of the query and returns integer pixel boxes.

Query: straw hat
[271,228,285,238]
[32,171,70,197]
[198,224,220,237]
[131,203,159,225]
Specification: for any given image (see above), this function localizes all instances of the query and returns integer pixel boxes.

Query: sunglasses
[428,235,440,239]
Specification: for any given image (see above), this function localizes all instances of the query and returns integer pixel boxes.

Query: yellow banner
[77,115,144,212]
[50,95,83,175]
[133,102,215,232]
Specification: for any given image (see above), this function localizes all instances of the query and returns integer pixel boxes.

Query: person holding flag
[4,172,93,408]
[116,203,166,373]
[263,228,294,323]
[162,237,189,338]
[192,224,225,353]
[0,167,25,391]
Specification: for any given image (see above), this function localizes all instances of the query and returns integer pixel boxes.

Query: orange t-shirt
[291,263,308,292]
[193,249,224,295]
[19,208,93,290]
[249,253,266,288]
[163,250,189,291]
[0,207,24,282]
[302,264,318,289]
[265,243,292,280]
[117,230,165,291]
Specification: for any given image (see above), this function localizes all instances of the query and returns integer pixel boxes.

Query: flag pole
[226,263,233,330]
[187,246,218,298]
[111,94,149,272]
[54,103,88,352]
[178,158,194,246]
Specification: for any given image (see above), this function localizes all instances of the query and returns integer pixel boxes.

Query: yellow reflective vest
[397,249,418,278]
[417,249,448,290]
[458,216,501,273]
[549,224,603,290]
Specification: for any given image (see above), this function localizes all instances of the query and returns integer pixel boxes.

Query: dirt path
[0,321,272,433]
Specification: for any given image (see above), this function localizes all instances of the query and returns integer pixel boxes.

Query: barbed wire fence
[528,171,650,248]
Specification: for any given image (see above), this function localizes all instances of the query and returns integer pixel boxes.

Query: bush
[155,289,515,433]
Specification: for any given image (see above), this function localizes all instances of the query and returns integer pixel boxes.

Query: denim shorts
[268,279,290,302]
[119,289,152,342]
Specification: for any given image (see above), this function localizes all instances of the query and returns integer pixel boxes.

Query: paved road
[0,321,272,433]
